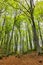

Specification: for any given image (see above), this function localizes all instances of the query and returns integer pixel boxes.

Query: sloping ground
[0,52,43,65]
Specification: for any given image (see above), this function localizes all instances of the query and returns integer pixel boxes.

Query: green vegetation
[0,0,43,57]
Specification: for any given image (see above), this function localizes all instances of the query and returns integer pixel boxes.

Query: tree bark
[30,0,41,53]
[38,20,43,48]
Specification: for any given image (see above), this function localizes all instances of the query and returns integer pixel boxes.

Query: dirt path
[0,52,43,65]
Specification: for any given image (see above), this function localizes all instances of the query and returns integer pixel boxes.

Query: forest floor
[0,51,43,65]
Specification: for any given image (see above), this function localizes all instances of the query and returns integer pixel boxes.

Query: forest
[0,0,43,65]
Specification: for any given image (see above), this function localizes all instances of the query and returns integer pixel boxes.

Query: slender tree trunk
[8,16,16,54]
[26,31,29,52]
[1,19,5,46]
[38,20,43,47]
[22,31,24,54]
[19,28,22,54]
[27,24,32,50]
[4,33,7,54]
[8,24,14,53]
[30,0,41,53]
[6,33,10,55]
[14,32,18,54]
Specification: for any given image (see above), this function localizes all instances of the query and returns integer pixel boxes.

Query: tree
[14,0,42,53]
[0,0,43,56]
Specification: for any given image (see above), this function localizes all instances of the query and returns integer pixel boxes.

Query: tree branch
[14,0,30,14]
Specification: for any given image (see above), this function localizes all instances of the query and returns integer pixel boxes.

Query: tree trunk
[22,31,24,54]
[8,16,16,54]
[30,0,42,53]
[27,24,32,50]
[38,20,43,48]
[19,28,22,54]
[1,18,5,46]
[14,32,18,54]
[26,31,29,51]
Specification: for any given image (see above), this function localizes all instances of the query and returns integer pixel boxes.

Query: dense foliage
[0,0,43,57]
